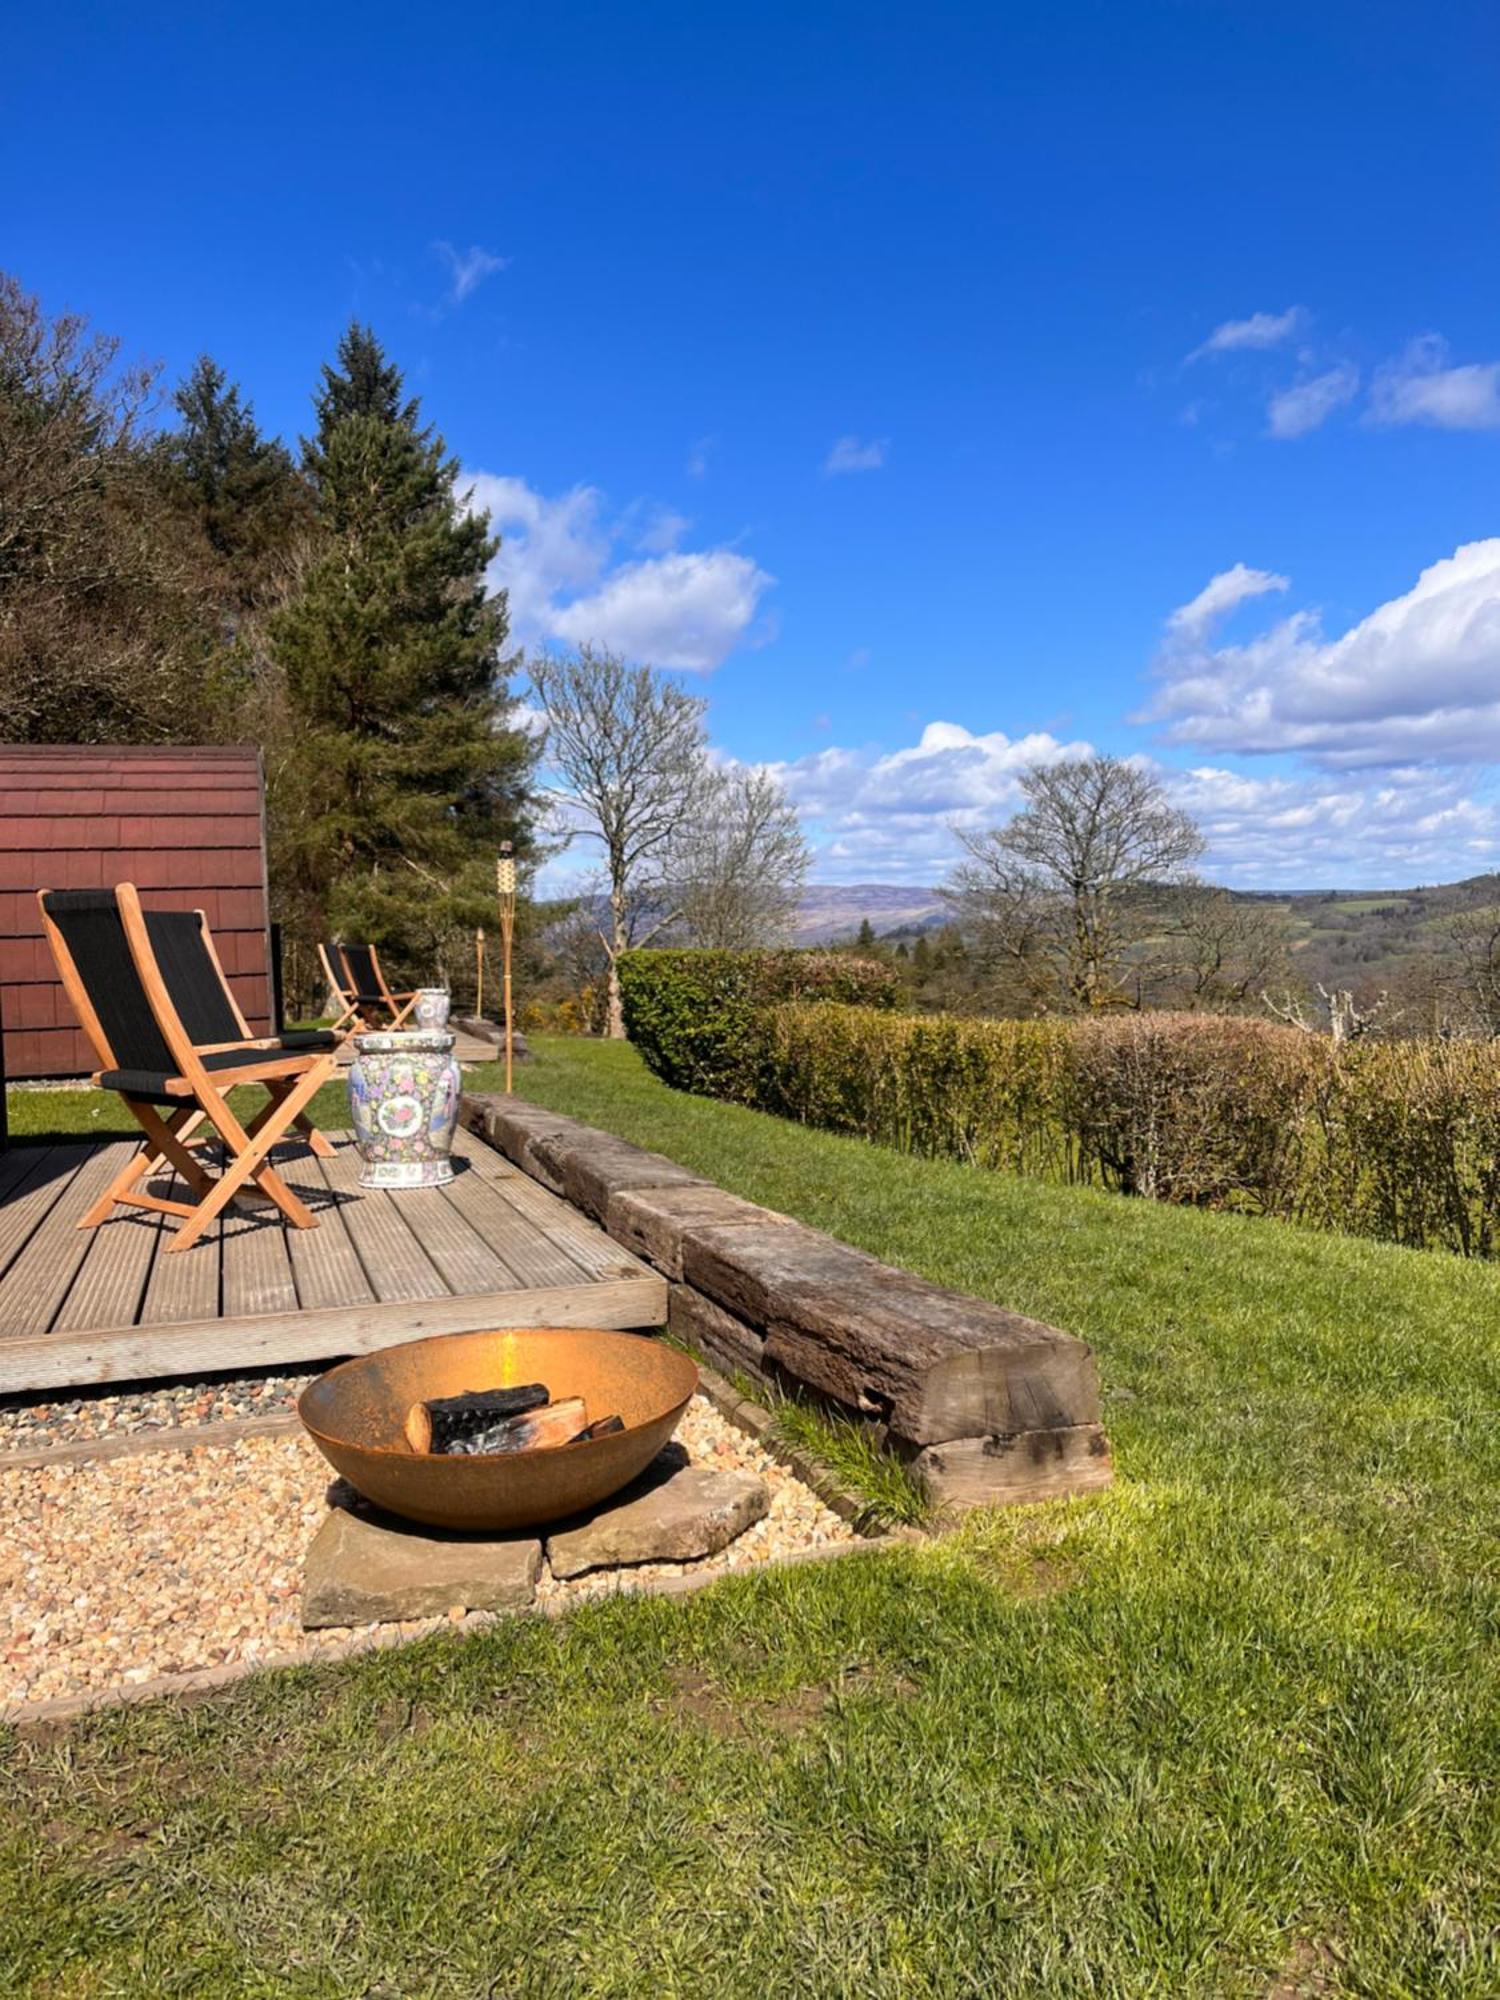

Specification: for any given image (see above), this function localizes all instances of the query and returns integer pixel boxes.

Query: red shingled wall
[0,745,272,1079]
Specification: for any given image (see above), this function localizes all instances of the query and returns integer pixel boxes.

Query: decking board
[0,1128,665,1392]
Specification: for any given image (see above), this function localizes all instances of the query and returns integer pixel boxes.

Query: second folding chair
[39,885,339,1253]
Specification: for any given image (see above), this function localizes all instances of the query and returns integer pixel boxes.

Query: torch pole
[496,847,517,1095]
[475,927,485,1021]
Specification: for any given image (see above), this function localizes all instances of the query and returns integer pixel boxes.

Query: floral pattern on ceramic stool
[348,1030,462,1188]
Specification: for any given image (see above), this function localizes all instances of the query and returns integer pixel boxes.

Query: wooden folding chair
[332,942,419,1030]
[39,886,338,1254]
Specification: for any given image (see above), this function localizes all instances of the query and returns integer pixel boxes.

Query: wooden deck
[0,1128,666,1394]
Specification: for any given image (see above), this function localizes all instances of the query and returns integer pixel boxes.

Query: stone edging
[1,1533,908,1729]
[461,1091,1114,1512]
[0,1410,304,1473]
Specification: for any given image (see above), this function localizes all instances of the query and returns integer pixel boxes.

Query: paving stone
[547,1457,770,1579]
[302,1507,542,1628]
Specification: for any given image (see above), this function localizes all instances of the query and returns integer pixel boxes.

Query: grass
[2,1037,1498,1995]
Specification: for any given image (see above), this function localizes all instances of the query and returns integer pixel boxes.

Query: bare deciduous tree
[530,646,709,1036]
[944,755,1204,1012]
[1157,889,1291,1011]
[1263,983,1393,1044]
[0,273,213,742]
[1444,902,1500,1034]
[667,764,810,949]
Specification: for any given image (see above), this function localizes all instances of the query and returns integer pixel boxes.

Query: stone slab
[546,1457,770,1579]
[302,1506,543,1628]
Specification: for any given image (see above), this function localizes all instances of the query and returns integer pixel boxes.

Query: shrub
[765,1005,1074,1175]
[618,949,898,1102]
[670,994,1500,1260]
[1066,1013,1325,1212]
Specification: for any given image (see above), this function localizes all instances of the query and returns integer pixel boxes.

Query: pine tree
[301,324,420,486]
[856,918,877,951]
[269,324,534,981]
[157,356,309,607]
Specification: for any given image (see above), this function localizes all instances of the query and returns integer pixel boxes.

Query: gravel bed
[0,1395,854,1709]
[0,1369,316,1452]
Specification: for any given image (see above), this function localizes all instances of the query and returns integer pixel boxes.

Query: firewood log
[566,1414,625,1444]
[404,1383,549,1455]
[450,1397,588,1456]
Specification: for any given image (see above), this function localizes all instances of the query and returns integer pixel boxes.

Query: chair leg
[77,1103,214,1228]
[166,1063,333,1253]
[388,994,419,1028]
[247,1078,336,1158]
[297,1115,336,1157]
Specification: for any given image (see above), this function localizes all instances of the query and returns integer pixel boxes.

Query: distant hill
[792,883,947,944]
[795,872,1500,997]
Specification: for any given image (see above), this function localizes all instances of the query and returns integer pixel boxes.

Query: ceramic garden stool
[348,1029,462,1188]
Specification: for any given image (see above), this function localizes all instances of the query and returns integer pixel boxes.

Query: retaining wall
[461,1092,1112,1512]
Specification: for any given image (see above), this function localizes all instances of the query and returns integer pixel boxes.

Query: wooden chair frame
[39,886,339,1254]
[317,941,363,1036]
[323,940,420,1031]
[185,908,334,1160]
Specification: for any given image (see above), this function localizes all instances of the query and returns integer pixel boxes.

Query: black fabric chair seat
[100,1046,298,1104]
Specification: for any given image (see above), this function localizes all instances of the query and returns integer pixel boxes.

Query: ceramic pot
[348,1030,462,1188]
[413,987,452,1030]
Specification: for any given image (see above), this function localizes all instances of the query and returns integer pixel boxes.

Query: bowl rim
[296,1327,698,1464]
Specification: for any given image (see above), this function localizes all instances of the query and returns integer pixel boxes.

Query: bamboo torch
[496,845,517,1093]
[475,927,485,1020]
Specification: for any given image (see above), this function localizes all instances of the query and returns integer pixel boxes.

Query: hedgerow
[641,987,1500,1259]
[617,949,898,1103]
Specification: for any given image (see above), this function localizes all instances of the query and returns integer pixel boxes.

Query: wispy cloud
[1167,563,1290,639]
[433,240,508,305]
[1266,363,1360,439]
[1189,307,1305,361]
[823,434,888,475]
[686,434,716,479]
[1368,334,1500,432]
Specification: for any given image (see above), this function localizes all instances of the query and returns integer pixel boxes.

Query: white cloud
[464,471,771,672]
[1267,364,1360,439]
[1368,334,1500,431]
[763,716,1498,888]
[433,241,508,304]
[1144,538,1500,765]
[548,550,773,672]
[1190,307,1305,360]
[768,723,1093,880]
[686,435,716,479]
[1168,563,1290,639]
[465,474,610,638]
[823,434,888,475]
[1170,763,1498,886]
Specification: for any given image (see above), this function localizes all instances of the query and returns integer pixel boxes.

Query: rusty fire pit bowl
[297,1328,698,1533]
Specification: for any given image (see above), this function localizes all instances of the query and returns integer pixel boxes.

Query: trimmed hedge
[618,949,899,1104]
[745,1000,1500,1259]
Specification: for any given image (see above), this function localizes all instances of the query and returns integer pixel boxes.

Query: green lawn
[2,1038,1497,1996]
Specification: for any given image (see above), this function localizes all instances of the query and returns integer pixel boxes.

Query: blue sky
[6,1,1500,887]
